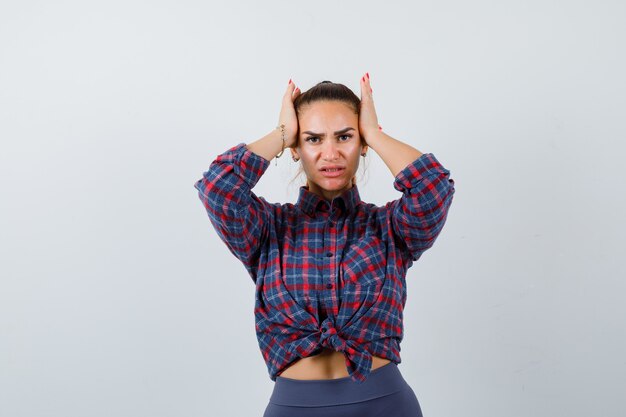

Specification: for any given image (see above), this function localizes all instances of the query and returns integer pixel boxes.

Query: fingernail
[362,76,365,82]
[378,125,382,130]
[366,72,370,79]
[370,87,373,93]
[288,79,292,85]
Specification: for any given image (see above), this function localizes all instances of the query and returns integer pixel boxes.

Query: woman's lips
[320,168,345,177]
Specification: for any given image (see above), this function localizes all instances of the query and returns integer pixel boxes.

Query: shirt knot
[315,320,374,383]
[319,324,347,351]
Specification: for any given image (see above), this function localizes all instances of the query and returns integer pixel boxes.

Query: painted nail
[288,79,292,84]
[366,72,370,79]
[370,87,373,93]
[378,125,382,130]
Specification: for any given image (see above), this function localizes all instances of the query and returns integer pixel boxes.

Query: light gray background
[1,1,624,416]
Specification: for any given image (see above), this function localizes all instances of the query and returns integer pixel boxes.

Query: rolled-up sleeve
[385,153,456,262]
[194,142,273,281]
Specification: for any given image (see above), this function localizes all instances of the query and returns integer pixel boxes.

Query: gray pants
[263,362,424,417]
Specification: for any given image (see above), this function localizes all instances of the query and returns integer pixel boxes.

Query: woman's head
[290,81,368,201]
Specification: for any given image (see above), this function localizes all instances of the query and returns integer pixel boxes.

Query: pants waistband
[269,362,409,407]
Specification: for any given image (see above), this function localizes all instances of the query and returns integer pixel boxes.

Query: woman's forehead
[299,102,357,126]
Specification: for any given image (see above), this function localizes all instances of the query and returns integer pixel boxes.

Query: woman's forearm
[246,128,285,162]
[365,131,424,177]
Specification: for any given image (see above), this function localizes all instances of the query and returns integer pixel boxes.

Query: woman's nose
[323,141,339,160]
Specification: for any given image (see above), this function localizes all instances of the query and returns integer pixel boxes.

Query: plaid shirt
[194,142,455,383]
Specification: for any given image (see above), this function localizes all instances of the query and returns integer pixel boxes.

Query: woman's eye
[305,134,352,143]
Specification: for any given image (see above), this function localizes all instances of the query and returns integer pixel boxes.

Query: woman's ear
[290,147,299,160]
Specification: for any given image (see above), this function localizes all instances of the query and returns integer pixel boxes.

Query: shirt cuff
[393,153,451,193]
[223,142,271,189]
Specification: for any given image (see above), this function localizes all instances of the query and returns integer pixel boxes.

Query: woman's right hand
[278,80,301,148]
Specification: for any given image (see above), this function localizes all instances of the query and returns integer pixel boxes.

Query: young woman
[194,74,456,417]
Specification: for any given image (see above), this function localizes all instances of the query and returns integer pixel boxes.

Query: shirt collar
[297,183,361,216]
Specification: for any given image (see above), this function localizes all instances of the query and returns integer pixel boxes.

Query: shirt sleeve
[385,152,456,262]
[193,142,273,280]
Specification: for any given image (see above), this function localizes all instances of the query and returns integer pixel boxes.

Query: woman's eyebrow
[302,127,355,136]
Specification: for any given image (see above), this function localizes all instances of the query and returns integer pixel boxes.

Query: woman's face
[291,100,367,201]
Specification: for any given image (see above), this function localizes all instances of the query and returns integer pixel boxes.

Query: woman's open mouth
[320,167,345,177]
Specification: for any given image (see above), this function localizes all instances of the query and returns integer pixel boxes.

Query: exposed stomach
[277,348,391,380]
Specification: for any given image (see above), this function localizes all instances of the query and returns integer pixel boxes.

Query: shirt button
[326,252,333,257]
[326,283,333,289]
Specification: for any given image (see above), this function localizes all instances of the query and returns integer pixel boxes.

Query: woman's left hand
[358,72,381,146]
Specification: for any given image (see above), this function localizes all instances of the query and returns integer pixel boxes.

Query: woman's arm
[194,80,301,281]
[371,131,455,262]
[358,74,455,263]
[194,141,274,279]
[369,131,455,263]
[364,130,424,177]
[246,127,287,162]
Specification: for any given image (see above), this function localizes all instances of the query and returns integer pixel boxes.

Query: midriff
[277,348,391,380]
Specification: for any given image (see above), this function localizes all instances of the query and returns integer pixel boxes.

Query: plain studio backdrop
[1,1,624,416]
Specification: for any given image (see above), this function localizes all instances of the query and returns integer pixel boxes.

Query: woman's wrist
[246,127,285,163]
[275,124,287,160]
[362,129,385,151]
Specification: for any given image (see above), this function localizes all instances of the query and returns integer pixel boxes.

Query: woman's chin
[319,177,347,187]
